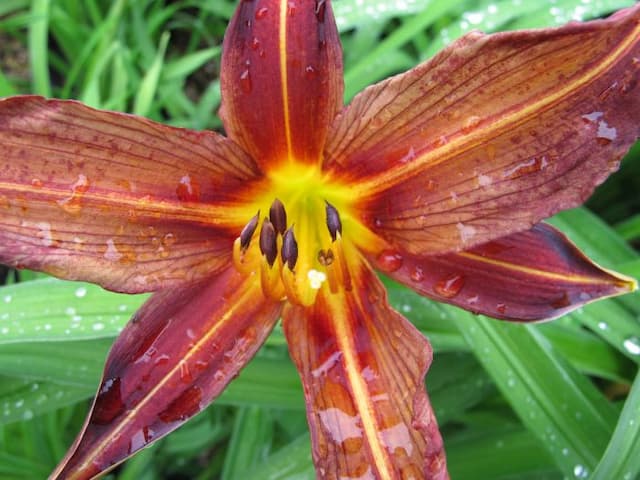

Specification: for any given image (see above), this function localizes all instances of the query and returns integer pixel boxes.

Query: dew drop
[305,65,317,79]
[596,119,617,145]
[31,178,43,188]
[573,464,588,479]
[175,174,201,202]
[154,354,170,366]
[315,0,326,22]
[502,156,547,179]
[75,287,87,298]
[239,68,252,94]
[3,295,11,303]
[434,274,465,298]
[92,377,125,425]
[92,322,105,331]
[162,233,176,247]
[462,115,481,133]
[496,303,507,315]
[287,1,297,15]
[456,222,477,243]
[158,385,202,423]
[623,336,640,355]
[410,266,425,282]
[250,36,260,50]
[255,7,268,19]
[179,362,192,383]
[57,174,90,214]
[376,251,403,273]
[104,239,123,262]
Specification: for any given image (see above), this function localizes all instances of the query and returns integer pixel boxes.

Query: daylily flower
[1,1,639,478]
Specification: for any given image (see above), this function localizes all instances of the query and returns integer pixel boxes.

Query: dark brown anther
[240,211,260,250]
[317,249,334,266]
[281,227,298,271]
[259,219,278,267]
[269,198,287,235]
[325,201,342,242]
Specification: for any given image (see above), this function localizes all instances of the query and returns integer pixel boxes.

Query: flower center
[232,164,358,306]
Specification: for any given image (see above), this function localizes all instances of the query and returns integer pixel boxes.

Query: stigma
[232,198,352,305]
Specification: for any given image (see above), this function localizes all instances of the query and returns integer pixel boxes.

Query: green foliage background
[1,0,639,479]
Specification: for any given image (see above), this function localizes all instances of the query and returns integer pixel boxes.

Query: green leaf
[134,31,170,116]
[28,0,51,96]
[453,313,616,477]
[0,279,145,345]
[592,370,640,480]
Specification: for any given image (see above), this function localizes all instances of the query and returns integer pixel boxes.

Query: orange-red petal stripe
[0,96,258,292]
[283,260,448,479]
[220,0,343,168]
[51,268,282,480]
[326,5,640,255]
[370,223,636,321]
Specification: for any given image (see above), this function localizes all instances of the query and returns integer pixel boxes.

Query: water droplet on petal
[255,7,269,19]
[239,68,252,94]
[502,156,547,179]
[376,251,403,273]
[154,354,170,366]
[92,377,124,425]
[434,274,465,298]
[104,239,123,262]
[462,115,481,133]
[315,0,326,22]
[410,266,424,282]
[179,362,192,383]
[58,174,90,214]
[176,174,201,202]
[158,385,203,423]
[496,303,507,315]
[457,222,477,243]
[596,119,617,145]
[305,65,316,79]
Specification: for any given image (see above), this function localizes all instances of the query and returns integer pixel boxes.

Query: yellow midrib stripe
[279,0,293,159]
[332,296,393,480]
[354,20,640,196]
[0,181,228,225]
[65,283,259,479]
[458,251,636,287]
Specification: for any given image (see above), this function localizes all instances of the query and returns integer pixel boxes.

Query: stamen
[259,219,278,266]
[325,201,342,242]
[282,227,298,270]
[269,198,287,235]
[240,211,260,250]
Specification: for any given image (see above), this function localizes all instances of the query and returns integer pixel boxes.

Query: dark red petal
[221,0,343,168]
[326,6,640,255]
[50,268,281,479]
[0,96,259,292]
[283,261,448,479]
[370,223,636,321]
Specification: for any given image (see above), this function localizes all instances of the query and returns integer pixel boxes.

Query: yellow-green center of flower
[232,164,372,305]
